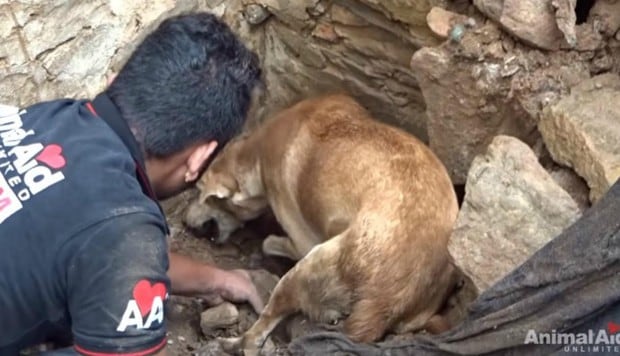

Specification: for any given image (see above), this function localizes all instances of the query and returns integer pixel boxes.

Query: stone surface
[0,0,455,143]
[248,269,280,307]
[539,73,620,203]
[589,0,620,37]
[200,302,240,334]
[410,13,599,183]
[410,28,539,183]
[426,6,468,39]
[195,340,232,356]
[448,135,581,291]
[473,0,573,50]
[0,0,183,107]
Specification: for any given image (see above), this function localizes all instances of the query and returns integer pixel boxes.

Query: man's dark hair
[107,12,261,157]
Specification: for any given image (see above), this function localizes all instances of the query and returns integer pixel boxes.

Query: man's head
[106,12,261,198]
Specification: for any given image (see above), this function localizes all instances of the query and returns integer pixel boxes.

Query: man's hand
[201,269,264,313]
[167,252,264,313]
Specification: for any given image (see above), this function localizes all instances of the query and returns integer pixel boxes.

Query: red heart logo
[36,144,66,169]
[608,321,620,334]
[132,280,167,317]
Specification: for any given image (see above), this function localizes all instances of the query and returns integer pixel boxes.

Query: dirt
[161,189,303,356]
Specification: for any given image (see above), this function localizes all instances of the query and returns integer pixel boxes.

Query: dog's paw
[218,336,262,356]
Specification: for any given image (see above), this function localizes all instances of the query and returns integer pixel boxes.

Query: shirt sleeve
[64,212,170,356]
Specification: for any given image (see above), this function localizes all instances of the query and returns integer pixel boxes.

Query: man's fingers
[201,293,224,307]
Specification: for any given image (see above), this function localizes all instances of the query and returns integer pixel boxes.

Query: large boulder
[449,135,581,291]
[539,73,620,203]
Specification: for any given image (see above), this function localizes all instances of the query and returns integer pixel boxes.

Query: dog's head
[184,135,268,243]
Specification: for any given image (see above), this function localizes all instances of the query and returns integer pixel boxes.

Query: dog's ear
[197,171,239,203]
[199,186,232,202]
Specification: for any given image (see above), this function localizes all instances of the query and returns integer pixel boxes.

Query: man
[0,12,263,355]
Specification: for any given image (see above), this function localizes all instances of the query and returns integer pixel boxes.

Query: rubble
[539,73,620,203]
[200,302,240,334]
[473,0,570,50]
[448,135,581,291]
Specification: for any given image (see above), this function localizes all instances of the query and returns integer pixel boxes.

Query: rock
[357,0,447,46]
[539,73,620,203]
[260,337,277,356]
[410,42,537,183]
[248,269,280,306]
[448,135,581,291]
[0,0,178,107]
[499,0,565,50]
[472,0,504,22]
[243,4,271,25]
[589,0,620,37]
[200,302,240,334]
[426,6,468,39]
[195,340,232,356]
[551,0,577,47]
[474,0,572,50]
[548,167,591,212]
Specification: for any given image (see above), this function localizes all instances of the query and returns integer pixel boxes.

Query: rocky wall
[0,0,469,141]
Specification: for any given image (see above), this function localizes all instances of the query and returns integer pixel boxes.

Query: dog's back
[258,95,459,339]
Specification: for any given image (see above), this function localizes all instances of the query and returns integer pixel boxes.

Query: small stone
[167,339,174,345]
[312,22,339,42]
[244,4,271,26]
[200,302,239,334]
[450,24,466,42]
[260,337,277,356]
[178,336,186,342]
[248,269,280,307]
[426,7,467,39]
[210,3,226,18]
[308,2,327,17]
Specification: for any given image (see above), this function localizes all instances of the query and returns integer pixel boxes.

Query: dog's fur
[185,94,460,355]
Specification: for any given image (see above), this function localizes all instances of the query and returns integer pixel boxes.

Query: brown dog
[184,94,460,355]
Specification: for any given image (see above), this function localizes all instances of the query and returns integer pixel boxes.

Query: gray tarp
[290,180,620,356]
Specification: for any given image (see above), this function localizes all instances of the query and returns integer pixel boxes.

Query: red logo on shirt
[36,144,66,169]
[117,279,168,332]
[133,280,167,317]
[0,106,66,224]
[609,322,620,334]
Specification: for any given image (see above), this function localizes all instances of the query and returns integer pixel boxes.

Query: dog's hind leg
[224,235,351,356]
[343,296,392,343]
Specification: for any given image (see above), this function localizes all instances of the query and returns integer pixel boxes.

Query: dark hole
[575,0,596,25]
[190,218,219,239]
[454,184,466,207]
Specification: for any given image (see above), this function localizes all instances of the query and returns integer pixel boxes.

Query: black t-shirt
[0,96,170,355]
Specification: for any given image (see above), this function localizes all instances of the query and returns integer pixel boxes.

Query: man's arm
[167,251,264,313]
[65,213,170,356]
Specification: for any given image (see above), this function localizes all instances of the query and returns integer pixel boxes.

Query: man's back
[0,99,169,354]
